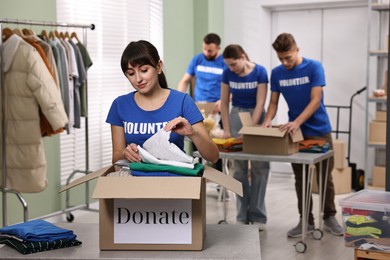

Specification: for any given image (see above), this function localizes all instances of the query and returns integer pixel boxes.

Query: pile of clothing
[299,139,330,153]
[343,207,390,248]
[115,129,204,177]
[0,219,81,254]
[212,137,243,152]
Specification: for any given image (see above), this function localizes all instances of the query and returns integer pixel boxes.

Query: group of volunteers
[105,32,344,238]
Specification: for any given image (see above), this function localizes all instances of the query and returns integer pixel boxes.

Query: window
[56,0,163,184]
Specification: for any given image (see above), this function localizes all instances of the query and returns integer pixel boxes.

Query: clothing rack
[0,18,95,226]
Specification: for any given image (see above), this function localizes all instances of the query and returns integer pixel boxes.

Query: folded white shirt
[142,128,195,164]
[138,145,198,169]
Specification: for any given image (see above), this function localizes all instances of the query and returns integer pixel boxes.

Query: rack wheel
[295,241,307,253]
[312,229,323,240]
[66,213,74,222]
[218,219,228,224]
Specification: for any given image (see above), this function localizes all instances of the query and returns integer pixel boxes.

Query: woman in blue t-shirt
[220,44,270,231]
[106,40,219,164]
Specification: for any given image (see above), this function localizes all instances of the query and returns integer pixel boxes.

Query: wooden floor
[43,171,355,259]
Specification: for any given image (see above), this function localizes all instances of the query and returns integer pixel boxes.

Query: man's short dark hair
[272,33,297,53]
[203,33,221,46]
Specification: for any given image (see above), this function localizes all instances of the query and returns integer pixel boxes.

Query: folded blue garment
[131,170,187,177]
[0,219,76,242]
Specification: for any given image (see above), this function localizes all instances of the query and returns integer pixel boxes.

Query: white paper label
[114,199,192,244]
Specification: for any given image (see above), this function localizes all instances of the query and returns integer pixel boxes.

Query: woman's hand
[123,143,141,162]
[164,116,196,137]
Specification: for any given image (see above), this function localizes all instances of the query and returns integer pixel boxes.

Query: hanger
[2,27,13,42]
[59,31,65,40]
[64,31,70,40]
[54,30,60,38]
[22,28,33,36]
[41,30,49,41]
[70,31,80,43]
[12,28,25,38]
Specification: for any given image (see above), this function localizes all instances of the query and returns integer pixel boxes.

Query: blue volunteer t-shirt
[106,89,203,150]
[222,64,268,108]
[270,57,331,136]
[187,53,226,102]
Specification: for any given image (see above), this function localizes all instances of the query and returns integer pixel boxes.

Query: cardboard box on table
[196,102,216,117]
[238,112,304,155]
[59,165,242,251]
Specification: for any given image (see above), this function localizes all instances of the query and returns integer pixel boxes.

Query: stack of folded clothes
[212,137,243,152]
[116,128,205,177]
[0,219,82,254]
[299,139,330,153]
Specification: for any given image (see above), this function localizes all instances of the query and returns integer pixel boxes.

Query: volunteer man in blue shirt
[178,33,226,113]
[263,33,343,238]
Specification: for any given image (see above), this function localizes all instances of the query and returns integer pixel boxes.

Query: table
[194,150,334,253]
[0,223,261,259]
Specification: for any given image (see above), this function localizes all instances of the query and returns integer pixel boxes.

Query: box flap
[238,112,254,126]
[202,166,243,197]
[291,128,304,143]
[238,126,287,138]
[58,165,113,193]
[92,177,202,199]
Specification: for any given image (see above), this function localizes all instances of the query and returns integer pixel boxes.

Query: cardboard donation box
[196,102,216,117]
[238,112,304,155]
[60,165,242,251]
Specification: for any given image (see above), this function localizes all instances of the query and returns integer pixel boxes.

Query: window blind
[56,0,163,184]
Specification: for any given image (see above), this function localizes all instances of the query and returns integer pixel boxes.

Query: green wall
[0,0,224,227]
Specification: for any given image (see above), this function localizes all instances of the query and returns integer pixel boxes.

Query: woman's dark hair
[222,44,250,61]
[121,40,168,89]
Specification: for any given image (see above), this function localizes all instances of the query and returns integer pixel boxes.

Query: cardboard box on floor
[333,139,348,169]
[312,167,352,194]
[59,165,242,251]
[238,112,304,155]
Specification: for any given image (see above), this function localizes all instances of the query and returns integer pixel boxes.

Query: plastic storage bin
[339,189,390,248]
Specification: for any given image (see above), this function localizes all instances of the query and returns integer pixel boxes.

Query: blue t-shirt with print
[222,64,268,109]
[187,53,226,102]
[270,57,331,136]
[106,89,203,150]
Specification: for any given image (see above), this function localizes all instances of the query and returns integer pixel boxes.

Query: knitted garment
[129,162,204,176]
[131,170,186,177]
[0,237,82,254]
[0,219,76,242]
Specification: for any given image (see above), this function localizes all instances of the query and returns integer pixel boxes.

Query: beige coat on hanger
[1,34,68,193]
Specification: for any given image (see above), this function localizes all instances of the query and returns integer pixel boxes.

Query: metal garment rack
[0,18,95,226]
